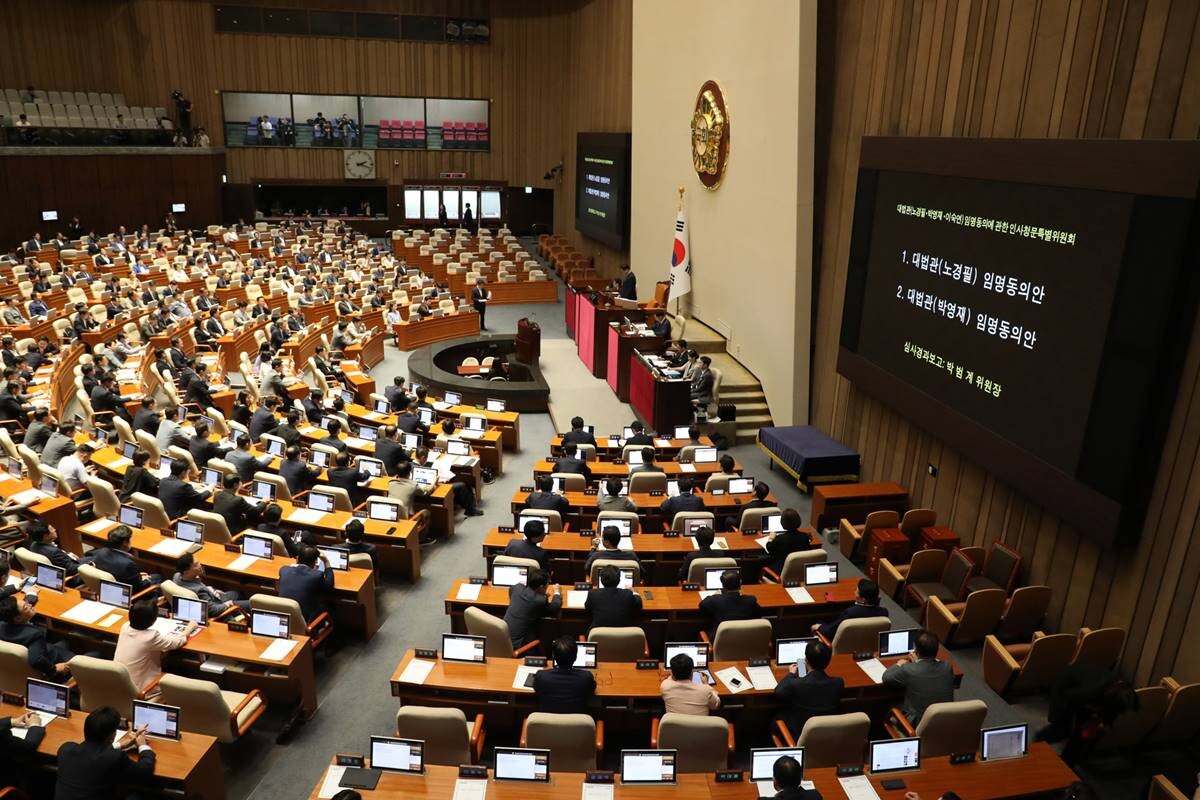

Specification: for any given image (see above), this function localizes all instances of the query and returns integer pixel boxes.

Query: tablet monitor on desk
[133,700,181,740]
[251,480,276,502]
[441,633,486,663]
[26,678,69,718]
[98,579,131,609]
[265,438,285,457]
[358,457,383,478]
[320,417,335,431]
[447,439,471,457]
[763,514,785,533]
[309,490,335,513]
[121,442,138,460]
[367,500,399,522]
[374,400,391,415]
[620,750,677,785]
[878,629,917,658]
[869,738,920,774]
[202,468,222,488]
[118,504,144,529]
[750,747,805,783]
[491,563,528,587]
[317,546,349,571]
[518,513,550,533]
[412,466,438,487]
[494,747,550,782]
[600,517,631,536]
[728,477,754,494]
[401,433,421,450]
[601,480,629,497]
[417,408,434,425]
[673,426,691,439]
[444,391,462,405]
[39,475,59,496]
[981,724,1028,761]
[251,608,291,639]
[693,447,717,463]
[7,459,22,478]
[172,596,207,626]
[357,426,378,442]
[702,567,729,590]
[681,518,710,537]
[309,450,330,468]
[775,637,815,668]
[175,519,205,548]
[241,533,275,559]
[626,449,644,465]
[466,416,486,432]
[198,415,214,429]
[803,562,838,587]
[575,641,598,668]
[340,390,354,405]
[664,642,709,669]
[370,736,424,774]
[486,398,505,413]
[35,563,65,592]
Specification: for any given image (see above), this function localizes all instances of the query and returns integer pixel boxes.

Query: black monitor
[663,642,709,669]
[774,637,814,668]
[34,563,65,592]
[980,724,1028,761]
[241,533,275,560]
[878,629,918,658]
[803,562,838,586]
[250,608,290,639]
[118,504,144,529]
[98,579,131,609]
[26,678,69,717]
[171,595,207,625]
[491,563,528,587]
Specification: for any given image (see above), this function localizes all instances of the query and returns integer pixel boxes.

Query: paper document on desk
[512,665,540,691]
[8,488,49,506]
[433,401,453,411]
[566,590,588,609]
[857,658,887,684]
[679,463,696,473]
[746,665,779,691]
[366,411,385,420]
[754,535,771,551]
[344,437,367,449]
[80,518,118,535]
[299,426,319,435]
[786,586,815,604]
[260,638,299,662]
[9,711,56,738]
[62,600,110,624]
[654,438,671,447]
[107,456,133,470]
[452,778,488,800]
[316,766,348,799]
[460,430,483,439]
[455,583,482,601]
[582,783,615,800]
[99,614,124,628]
[839,775,883,800]
[714,666,752,693]
[287,508,327,525]
[227,554,262,571]
[0,472,12,482]
[397,658,435,685]
[5,575,21,588]
[149,538,194,557]
[698,590,718,600]
[617,536,634,551]
[152,618,189,636]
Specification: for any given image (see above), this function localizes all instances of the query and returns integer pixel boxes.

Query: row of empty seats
[4,88,128,106]
[1,98,168,128]
[439,120,489,148]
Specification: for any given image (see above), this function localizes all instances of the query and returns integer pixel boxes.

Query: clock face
[344,149,376,179]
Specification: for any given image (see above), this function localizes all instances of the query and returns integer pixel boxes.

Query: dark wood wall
[812,0,1200,686]
[0,152,224,248]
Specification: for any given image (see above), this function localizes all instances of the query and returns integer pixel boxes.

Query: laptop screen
[803,562,838,586]
[374,400,390,414]
[340,390,354,405]
[492,564,528,587]
[133,700,181,740]
[370,736,425,773]
[763,514,785,533]
[626,449,644,465]
[202,468,222,487]
[593,567,635,590]
[878,629,917,658]
[494,748,550,782]
[368,500,399,521]
[447,439,470,456]
[441,633,486,663]
[664,642,709,669]
[98,579,131,608]
[622,427,636,439]
[252,480,276,501]
[309,449,330,468]
[750,748,805,782]
[466,416,486,431]
[693,447,717,463]
[620,750,677,785]
[39,475,58,495]
[444,391,462,405]
[176,519,204,543]
[775,637,814,667]
[7,459,22,478]
[401,433,421,450]
[35,563,65,592]
[673,426,691,439]
[317,546,349,571]
[357,426,378,442]
[172,596,207,625]
[26,678,69,717]
[122,441,138,459]
[682,518,710,537]
[575,641,598,668]
[250,609,290,639]
[981,725,1028,761]
[486,398,505,413]
[412,466,438,486]
[869,738,920,774]
[417,408,434,424]
[242,533,275,559]
[118,504,144,528]
[600,518,631,536]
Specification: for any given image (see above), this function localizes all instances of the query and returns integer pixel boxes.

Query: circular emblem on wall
[690,80,729,189]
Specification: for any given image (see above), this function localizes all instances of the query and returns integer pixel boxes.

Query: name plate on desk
[583,488,598,495]
[226,620,249,633]
[836,765,863,777]
[579,529,595,537]
[649,490,664,496]
[519,486,535,493]
[783,580,803,588]
[524,657,547,667]
[585,771,615,784]
[79,589,97,601]
[574,582,590,591]
[1,691,23,706]
[224,543,240,553]
[636,659,659,670]
[748,658,771,667]
[498,526,514,533]
[681,583,700,591]
[469,576,487,585]
[336,753,366,767]
[415,648,438,659]
[158,529,173,537]
[950,753,976,764]
[459,765,488,779]
[663,530,679,538]
[715,771,744,783]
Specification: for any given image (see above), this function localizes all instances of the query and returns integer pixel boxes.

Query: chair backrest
[996,585,1052,640]
[550,472,585,492]
[712,619,772,661]
[1149,680,1200,745]
[657,713,729,772]
[905,548,949,585]
[168,445,198,475]
[522,509,562,532]
[17,445,40,483]
[596,511,640,534]
[464,606,515,658]
[797,712,871,767]
[740,506,781,532]
[129,492,172,529]
[188,508,233,543]
[249,593,307,636]
[1011,633,1079,693]
[628,472,667,493]
[829,616,891,655]
[778,548,829,583]
[671,511,714,532]
[0,641,37,695]
[914,699,988,757]
[157,673,238,742]
[1101,685,1170,750]
[1071,627,1126,670]
[160,579,201,602]
[588,627,647,662]
[69,655,139,713]
[77,562,117,593]
[589,559,642,585]
[576,443,596,462]
[494,554,541,572]
[253,471,292,502]
[86,476,121,519]
[951,588,1008,644]
[686,557,737,583]
[899,508,937,538]
[396,706,471,766]
[112,416,135,447]
[13,546,50,574]
[981,542,1022,593]
[937,549,974,601]
[524,712,597,771]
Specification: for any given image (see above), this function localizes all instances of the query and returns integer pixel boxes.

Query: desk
[550,435,714,460]
[810,482,908,531]
[533,459,737,482]
[284,321,335,374]
[2,698,226,800]
[575,293,645,378]
[392,311,480,351]
[339,360,377,404]
[0,472,81,555]
[430,398,521,451]
[216,318,267,375]
[608,325,661,401]
[630,352,691,433]
[345,330,386,369]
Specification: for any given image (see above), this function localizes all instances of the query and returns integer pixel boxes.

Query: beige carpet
[540,338,635,436]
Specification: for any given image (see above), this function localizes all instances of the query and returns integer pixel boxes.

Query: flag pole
[675,186,685,316]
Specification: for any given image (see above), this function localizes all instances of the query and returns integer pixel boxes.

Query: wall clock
[344,149,376,180]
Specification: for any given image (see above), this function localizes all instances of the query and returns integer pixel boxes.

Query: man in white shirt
[56,443,94,492]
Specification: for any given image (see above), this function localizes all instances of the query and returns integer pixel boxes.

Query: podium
[516,317,541,363]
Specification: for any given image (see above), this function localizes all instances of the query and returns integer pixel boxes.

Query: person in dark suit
[679,525,722,581]
[698,570,763,638]
[769,755,822,800]
[813,579,889,642]
[0,381,31,425]
[185,364,215,409]
[275,409,303,449]
[1,709,46,793]
[617,264,637,301]
[344,520,377,569]
[24,407,55,453]
[373,425,409,476]
[54,706,158,800]
[187,421,230,470]
[131,397,161,436]
[120,451,160,501]
[690,356,715,411]
[659,476,705,522]
[585,565,643,630]
[395,403,427,435]
[159,460,212,521]
[279,545,334,622]
[525,475,570,517]
[84,526,160,593]
[629,447,664,475]
[167,338,188,372]
[582,526,641,576]
[302,391,325,425]
[328,450,371,506]
[213,474,263,535]
[249,396,281,440]
[502,519,549,571]
[280,446,321,496]
[651,311,672,340]
[471,279,492,330]
[881,630,955,726]
[730,481,775,530]
[554,443,591,482]
[0,597,79,679]
[562,416,596,448]
[764,508,819,576]
[532,636,595,713]
[625,421,654,446]
[384,377,410,412]
[23,342,49,370]
[503,568,561,649]
[774,639,844,736]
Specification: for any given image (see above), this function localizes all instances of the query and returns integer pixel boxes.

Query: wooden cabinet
[865,527,912,581]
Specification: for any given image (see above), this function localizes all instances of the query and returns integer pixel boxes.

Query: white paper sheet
[5,575,20,588]
[433,401,453,411]
[8,488,49,506]
[299,426,319,435]
[617,536,634,551]
[80,518,118,535]
[689,535,729,550]
[8,711,56,739]
[566,590,588,609]
[714,666,751,693]
[99,613,124,628]
[286,508,327,525]
[746,665,779,691]
[654,438,671,447]
[754,535,771,551]
[698,590,718,600]
[199,656,233,674]
[582,783,615,800]
[857,657,888,684]
[0,472,13,482]
[107,456,133,469]
[344,437,367,449]
[260,638,299,661]
[62,600,110,624]
[839,775,883,800]
[452,778,488,800]
[512,664,540,691]
[227,554,261,571]
[152,617,189,636]
[679,463,696,473]
[397,658,435,685]
[316,766,348,799]
[786,586,815,604]
[455,583,482,601]
[149,538,194,557]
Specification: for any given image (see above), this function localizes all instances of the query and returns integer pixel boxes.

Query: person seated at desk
[84,526,161,593]
[160,460,213,521]
[24,406,55,453]
[280,545,334,623]
[525,475,570,517]
[699,570,763,638]
[302,390,325,425]
[343,520,377,570]
[585,564,643,630]
[0,554,30,604]
[328,450,372,507]
[625,421,654,446]
[651,311,672,341]
[132,397,162,436]
[562,416,596,447]
[769,755,822,800]
[774,639,844,735]
[630,447,664,475]
[57,443,95,493]
[664,338,690,367]
[386,461,428,521]
[504,567,561,650]
[118,450,159,502]
[763,509,819,576]
[374,425,410,477]
[661,652,719,716]
[115,600,196,700]
[1,296,28,326]
[322,419,348,453]
[583,526,641,576]
[23,341,49,370]
[173,552,250,617]
[0,709,46,791]
[690,356,715,413]
[384,376,410,412]
[27,520,79,576]
[55,705,159,800]
[0,381,31,425]
[731,481,775,530]
[0,597,80,681]
[185,363,216,409]
[412,446,482,516]
[555,442,591,481]
[532,636,595,714]
[413,386,435,411]
[597,477,638,514]
[881,630,955,727]
[679,525,721,581]
[280,445,320,496]
[250,396,281,440]
[503,518,549,571]
[185,421,227,472]
[660,476,705,518]
[812,578,888,642]
[273,409,303,450]
[214,474,264,534]
[227,433,270,483]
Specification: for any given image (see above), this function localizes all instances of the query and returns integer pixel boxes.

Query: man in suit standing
[562,416,596,447]
[531,636,595,714]
[504,568,561,649]
[525,475,570,517]
[84,527,160,593]
[214,474,263,535]
[617,264,637,301]
[279,545,334,622]
[471,279,492,330]
[812,579,889,642]
[159,460,212,520]
[503,518,550,570]
[698,570,763,638]
[585,565,643,630]
[881,630,955,726]
[554,443,592,482]
[773,639,844,735]
[54,706,158,800]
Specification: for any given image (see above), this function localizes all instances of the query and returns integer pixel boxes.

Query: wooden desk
[483,279,557,305]
[608,325,661,401]
[430,397,521,451]
[630,352,692,434]
[0,472,81,555]
[216,318,267,375]
[2,698,226,800]
[283,321,335,376]
[345,329,386,369]
[392,311,480,351]
[811,481,908,531]
[550,435,715,459]
[339,360,377,405]
[533,460,737,482]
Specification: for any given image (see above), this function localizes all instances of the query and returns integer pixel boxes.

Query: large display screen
[839,138,1200,541]
[575,132,631,250]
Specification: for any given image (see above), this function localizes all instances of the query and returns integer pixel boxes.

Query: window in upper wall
[403,189,422,220]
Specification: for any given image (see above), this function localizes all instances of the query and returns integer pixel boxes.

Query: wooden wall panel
[813,0,1200,686]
